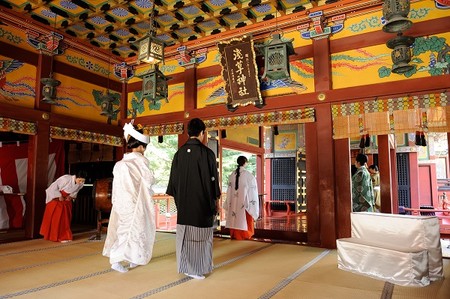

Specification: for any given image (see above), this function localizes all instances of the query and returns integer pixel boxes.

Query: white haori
[45,175,84,204]
[223,168,259,231]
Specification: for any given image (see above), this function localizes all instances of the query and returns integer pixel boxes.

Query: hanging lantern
[135,33,165,65]
[139,64,170,104]
[41,74,61,104]
[387,34,415,74]
[260,33,295,83]
[99,91,119,124]
[100,92,116,116]
[133,3,165,65]
[382,0,412,33]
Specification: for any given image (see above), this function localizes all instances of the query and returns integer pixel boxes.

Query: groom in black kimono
[166,117,221,280]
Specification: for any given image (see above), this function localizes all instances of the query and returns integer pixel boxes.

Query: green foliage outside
[144,135,257,194]
[221,148,257,192]
[144,134,178,194]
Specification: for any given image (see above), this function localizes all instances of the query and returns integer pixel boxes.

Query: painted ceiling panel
[0,0,339,58]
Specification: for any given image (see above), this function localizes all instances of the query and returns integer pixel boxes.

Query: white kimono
[223,168,259,230]
[102,152,156,266]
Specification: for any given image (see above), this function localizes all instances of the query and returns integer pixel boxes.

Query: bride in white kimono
[103,121,156,273]
[223,156,259,240]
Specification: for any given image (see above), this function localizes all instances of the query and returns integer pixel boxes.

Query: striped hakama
[176,224,214,275]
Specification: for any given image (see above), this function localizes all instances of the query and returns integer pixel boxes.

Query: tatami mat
[0,231,449,299]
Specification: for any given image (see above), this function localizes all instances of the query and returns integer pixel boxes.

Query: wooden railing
[401,207,450,236]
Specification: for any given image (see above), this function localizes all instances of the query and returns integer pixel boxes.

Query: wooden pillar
[378,135,393,213]
[180,67,197,146]
[409,152,420,207]
[447,133,450,176]
[305,120,320,246]
[25,120,50,238]
[313,38,332,92]
[257,126,264,195]
[390,146,398,213]
[305,104,336,248]
[24,53,53,238]
[306,37,335,247]
[317,104,336,248]
[120,79,128,121]
[115,80,129,161]
[335,138,351,239]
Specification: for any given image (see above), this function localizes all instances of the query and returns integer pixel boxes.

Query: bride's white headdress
[123,119,150,144]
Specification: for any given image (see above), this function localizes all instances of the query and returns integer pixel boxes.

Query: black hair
[187,118,206,137]
[76,170,88,179]
[234,156,248,190]
[126,126,148,149]
[369,164,379,172]
[356,153,368,165]
[351,165,357,176]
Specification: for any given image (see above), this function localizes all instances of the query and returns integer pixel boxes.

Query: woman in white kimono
[103,120,156,273]
[223,156,259,240]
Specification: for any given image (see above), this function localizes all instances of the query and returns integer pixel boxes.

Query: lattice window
[271,158,296,211]
[397,153,411,208]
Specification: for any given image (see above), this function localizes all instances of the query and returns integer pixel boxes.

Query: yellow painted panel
[51,73,119,124]
[0,25,36,52]
[332,32,450,89]
[0,55,36,108]
[331,1,447,40]
[225,126,260,147]
[135,62,183,78]
[261,58,314,97]
[197,76,226,108]
[197,49,221,69]
[59,49,111,78]
[127,82,184,117]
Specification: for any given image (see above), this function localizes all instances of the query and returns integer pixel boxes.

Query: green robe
[352,166,374,212]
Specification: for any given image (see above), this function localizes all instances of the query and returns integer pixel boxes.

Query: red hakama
[39,198,73,242]
[229,211,254,240]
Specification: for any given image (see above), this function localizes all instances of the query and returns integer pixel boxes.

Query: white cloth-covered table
[337,237,430,287]
[350,212,443,281]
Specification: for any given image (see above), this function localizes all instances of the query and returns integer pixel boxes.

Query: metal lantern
[100,92,116,116]
[382,0,412,33]
[260,33,295,83]
[135,33,165,65]
[387,34,415,74]
[41,74,61,104]
[99,91,119,124]
[139,65,169,104]
[134,4,165,65]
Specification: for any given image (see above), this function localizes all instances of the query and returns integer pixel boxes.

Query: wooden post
[378,135,393,213]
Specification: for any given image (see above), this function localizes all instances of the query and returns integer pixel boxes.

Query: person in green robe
[352,153,375,212]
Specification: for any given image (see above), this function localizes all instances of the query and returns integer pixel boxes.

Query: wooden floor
[0,231,449,299]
